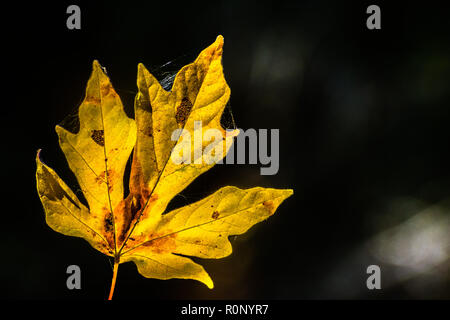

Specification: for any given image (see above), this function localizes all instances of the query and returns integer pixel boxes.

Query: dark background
[2,1,449,299]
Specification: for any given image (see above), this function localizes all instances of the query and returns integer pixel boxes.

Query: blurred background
[2,0,449,299]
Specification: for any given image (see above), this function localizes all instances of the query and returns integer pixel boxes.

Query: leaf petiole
[108,258,120,300]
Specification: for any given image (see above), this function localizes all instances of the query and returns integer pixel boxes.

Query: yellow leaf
[54,60,137,249]
[35,35,293,299]
[121,186,293,289]
[36,150,112,256]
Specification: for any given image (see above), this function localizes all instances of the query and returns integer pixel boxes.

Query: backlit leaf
[36,35,293,298]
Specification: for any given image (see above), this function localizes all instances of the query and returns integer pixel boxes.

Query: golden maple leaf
[35,35,293,299]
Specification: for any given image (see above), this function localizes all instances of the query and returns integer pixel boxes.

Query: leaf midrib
[96,70,118,257]
[118,52,220,257]
[121,194,284,256]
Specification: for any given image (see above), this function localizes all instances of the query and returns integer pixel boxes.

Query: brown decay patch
[142,231,177,254]
[212,211,220,220]
[100,82,113,97]
[139,194,159,220]
[104,212,113,233]
[263,200,275,212]
[85,96,101,105]
[175,97,193,126]
[121,158,160,243]
[129,158,146,196]
[91,129,104,146]
[102,206,116,248]
[140,187,153,201]
[109,198,127,243]
[141,126,153,137]
[116,191,159,244]
[100,242,114,255]
[116,193,143,243]
[95,169,115,192]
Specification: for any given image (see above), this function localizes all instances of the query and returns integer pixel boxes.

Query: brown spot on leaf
[263,200,274,212]
[141,188,151,201]
[95,170,115,193]
[100,242,113,255]
[143,231,177,254]
[91,130,104,146]
[139,194,159,220]
[149,193,159,203]
[175,97,193,126]
[104,212,113,233]
[117,191,159,244]
[130,194,143,217]
[141,126,153,137]
[100,82,113,96]
[212,211,220,220]
[85,96,101,104]
[129,157,147,197]
[112,198,130,244]
[141,192,158,207]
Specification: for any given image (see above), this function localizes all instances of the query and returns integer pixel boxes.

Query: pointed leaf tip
[214,35,224,51]
[36,149,42,161]
[206,279,214,289]
[137,63,148,77]
[92,60,107,75]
